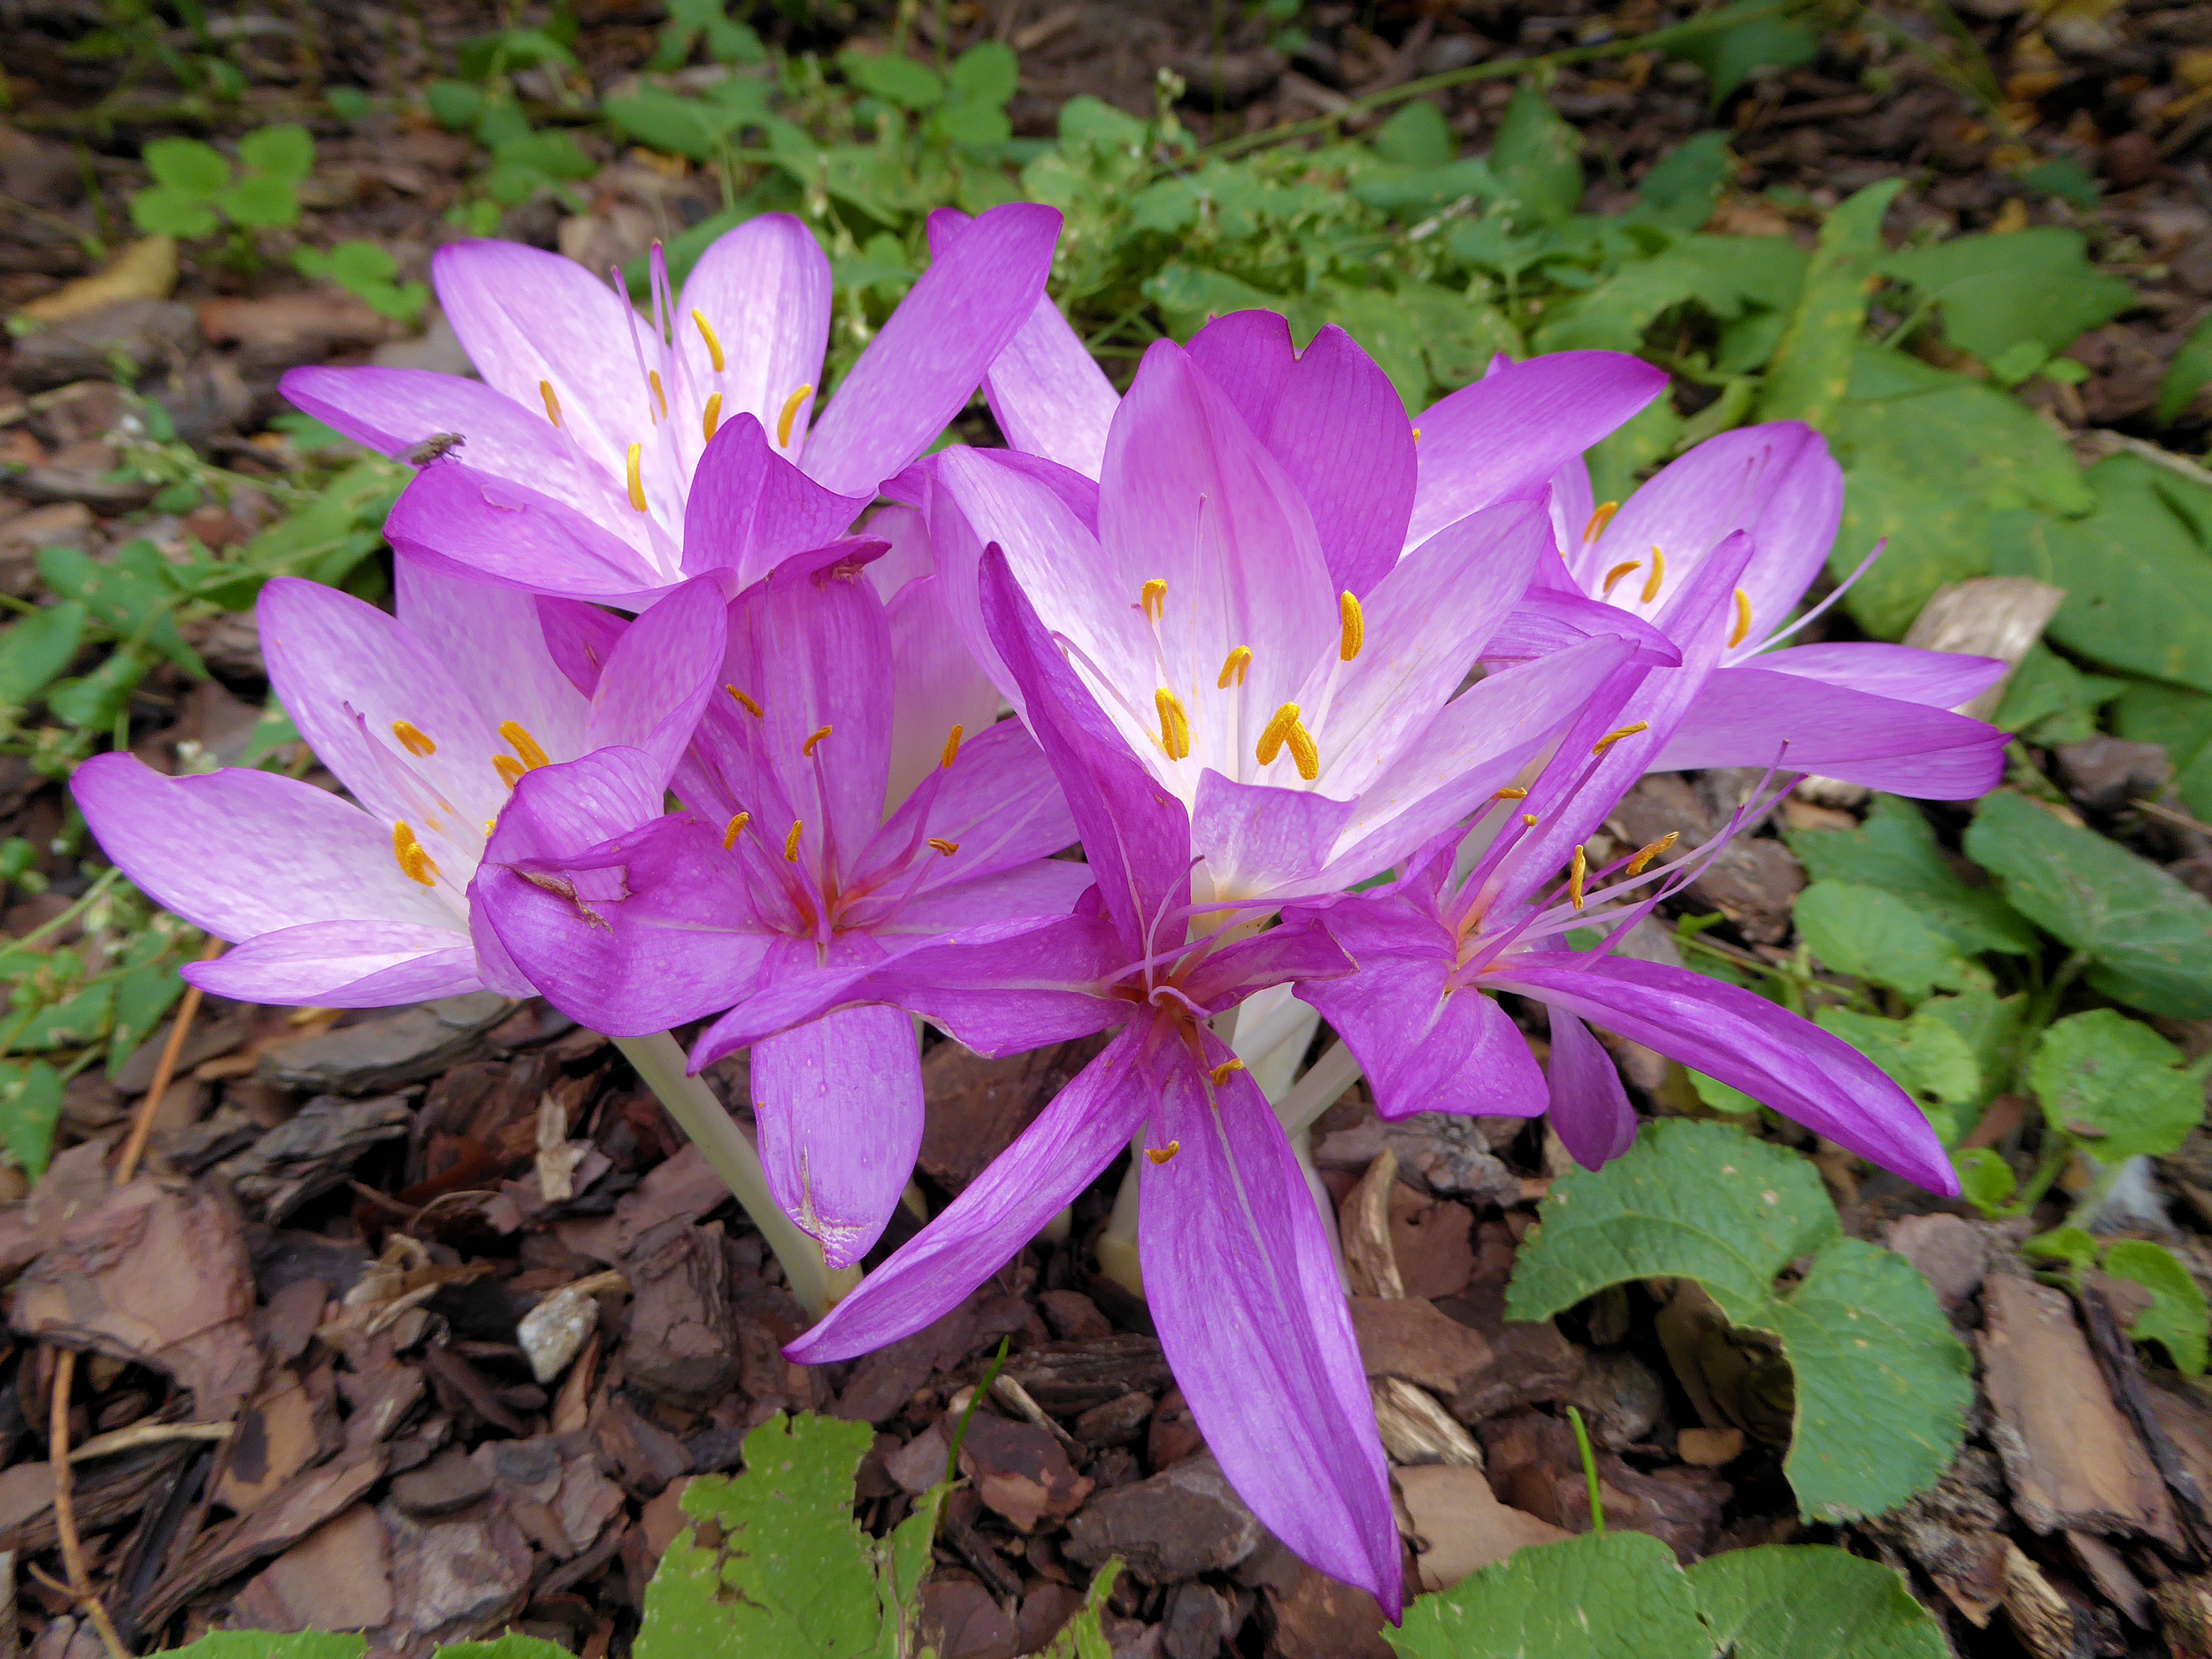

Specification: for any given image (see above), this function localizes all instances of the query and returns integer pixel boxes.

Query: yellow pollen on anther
[783,820,803,862]
[1338,590,1363,662]
[691,308,726,373]
[1625,831,1678,877]
[1155,688,1191,761]
[392,822,438,887]
[1217,646,1251,689]
[484,818,496,836]
[1600,559,1643,598]
[539,380,562,426]
[649,370,667,421]
[494,755,526,789]
[702,393,723,443]
[802,725,833,757]
[500,721,553,772]
[941,726,963,770]
[626,442,647,512]
[1209,1059,1245,1086]
[776,383,811,448]
[1146,1141,1181,1165]
[723,812,750,849]
[390,720,436,757]
[1728,587,1753,649]
[1582,501,1619,543]
[927,837,960,856]
[1140,578,1168,624]
[1410,426,1422,444]
[1640,545,1667,604]
[1569,844,1587,910]
[726,684,764,718]
[1521,813,1540,826]
[1493,787,1528,800]
[1591,721,1650,756]
[1256,703,1318,779]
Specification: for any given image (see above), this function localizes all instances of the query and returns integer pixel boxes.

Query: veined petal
[583,572,727,785]
[1545,452,1595,564]
[1177,908,1353,1009]
[1189,770,1358,904]
[1746,642,2007,710]
[395,556,589,764]
[678,412,871,587]
[386,461,671,604]
[535,596,628,698]
[674,211,832,465]
[1542,1005,1640,1170]
[883,568,1004,811]
[188,923,482,1008]
[871,716,1075,889]
[1481,588,1683,669]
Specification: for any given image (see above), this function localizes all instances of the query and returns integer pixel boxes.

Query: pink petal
[190,923,482,1008]
[386,461,671,604]
[396,556,589,763]
[1543,1005,1640,1169]
[678,412,871,588]
[1748,642,2007,710]
[674,211,832,469]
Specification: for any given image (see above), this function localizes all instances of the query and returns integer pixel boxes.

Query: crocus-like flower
[917,320,1676,912]
[71,562,725,1006]
[470,539,1087,1267]
[1521,421,2009,797]
[737,548,1401,1614]
[1294,541,1960,1192]
[281,205,1062,607]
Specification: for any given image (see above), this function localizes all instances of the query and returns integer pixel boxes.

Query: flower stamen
[1728,587,1753,649]
[1592,721,1649,756]
[1582,501,1619,543]
[1625,831,1678,877]
[941,725,963,769]
[1640,545,1667,603]
[802,725,833,757]
[726,685,764,718]
[1600,560,1643,597]
[691,308,726,373]
[392,822,438,887]
[1338,591,1363,662]
[776,383,812,448]
[539,380,562,426]
[1140,578,1168,625]
[626,442,647,512]
[1147,1141,1181,1164]
[1569,843,1587,910]
[1521,813,1540,826]
[721,812,752,849]
[390,720,436,757]
[1494,786,1528,800]
[499,721,552,771]
[1256,703,1318,780]
[1155,689,1191,761]
[783,820,803,862]
[1209,1058,1245,1086]
[1217,646,1251,688]
[649,369,668,422]
[702,393,722,443]
[494,756,525,789]
[927,838,959,856]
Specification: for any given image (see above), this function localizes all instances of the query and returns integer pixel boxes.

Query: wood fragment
[2000,1540,2082,1659]
[114,938,223,1186]
[1900,575,2066,722]
[1341,1148,1403,1299]
[67,1421,231,1464]
[989,1374,1085,1459]
[1371,1378,1482,1468]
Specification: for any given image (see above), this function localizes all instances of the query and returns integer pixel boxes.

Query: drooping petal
[395,556,590,764]
[801,203,1063,497]
[582,572,727,783]
[750,1004,923,1269]
[673,211,832,464]
[1480,588,1683,669]
[883,569,1004,811]
[926,208,1118,480]
[1487,954,1958,1194]
[1187,312,1417,596]
[1405,351,1669,550]
[1177,908,1354,1010]
[1143,1041,1401,1616]
[1541,1004,1640,1170]
[1746,642,2007,710]
[786,1020,1158,1363]
[1651,667,2008,800]
[678,412,871,587]
[385,461,670,604]
[188,922,483,1008]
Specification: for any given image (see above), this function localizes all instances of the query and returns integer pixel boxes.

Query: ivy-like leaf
[1755,180,1899,430]
[1389,1531,1710,1659]
[1683,1545,1947,1658]
[165,1634,366,1658]
[0,1061,63,1179]
[1788,795,2035,958]
[1793,881,1977,1002]
[2159,312,2212,427]
[2028,1009,2202,1161]
[1878,228,2133,367]
[2103,1240,2209,1376]
[1813,1006,1981,1146]
[1488,88,1582,224]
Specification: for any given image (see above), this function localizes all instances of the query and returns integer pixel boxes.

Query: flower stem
[613,1032,846,1317]
[1271,1039,1363,1135]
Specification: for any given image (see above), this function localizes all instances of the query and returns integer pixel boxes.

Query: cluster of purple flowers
[74,205,2004,1614]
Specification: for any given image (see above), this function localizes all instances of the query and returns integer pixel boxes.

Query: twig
[49,1351,130,1659]
[2134,797,2212,839]
[113,937,222,1186]
[68,1421,231,1464]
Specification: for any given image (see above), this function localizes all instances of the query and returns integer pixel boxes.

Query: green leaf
[1794,881,1976,1001]
[1814,1006,1982,1145]
[426,79,486,130]
[143,136,231,196]
[1786,795,2037,957]
[1993,641,2124,746]
[605,88,746,161]
[1683,1544,1947,1658]
[1633,131,1732,232]
[1388,1531,1709,1659]
[437,1640,577,1659]
[1667,6,1822,102]
[165,1635,366,1659]
[949,41,1018,108]
[130,184,221,239]
[2159,313,2212,426]
[1489,88,1582,224]
[238,123,314,182]
[841,49,943,110]
[1966,791,2212,1018]
[2019,155,2101,208]
[1991,455,2212,697]
[0,602,88,707]
[930,99,1013,149]
[219,173,300,229]
[2024,1223,2099,1275]
[1953,1148,2016,1216]
[37,541,204,675]
[0,1062,63,1179]
[1039,1562,1122,1659]
[1756,180,1901,429]
[1508,1122,1970,1519]
[2029,1009,2202,1161]
[2112,679,2212,820]
[1914,989,2031,1108]
[2104,1240,2209,1375]
[1375,100,1453,167]
[1586,395,1686,506]
[1878,228,2133,366]
[46,644,147,733]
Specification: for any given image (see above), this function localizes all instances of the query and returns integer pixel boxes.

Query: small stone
[918,1574,1019,1659]
[391,1448,494,1517]
[1257,1545,1395,1659]
[1349,1296,1495,1396]
[1074,1391,1154,1448]
[1886,1213,1991,1310]
[1063,1452,1263,1582]
[1564,1350,1666,1449]
[1041,1288,1113,1340]
[1676,1427,1746,1467]
[1161,1581,1233,1659]
[517,1270,623,1386]
[2054,738,2170,814]
[1148,1386,1204,1470]
[958,1413,1094,1533]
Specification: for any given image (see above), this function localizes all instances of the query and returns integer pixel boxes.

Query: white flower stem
[614,1031,848,1317]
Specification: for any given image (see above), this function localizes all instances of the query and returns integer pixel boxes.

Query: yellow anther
[1410,426,1422,444]
[691,308,726,373]
[392,822,438,887]
[1217,646,1252,689]
[726,684,764,718]
[783,820,803,862]
[1582,501,1619,543]
[390,720,436,757]
[1591,721,1650,757]
[494,755,526,789]
[1493,786,1528,800]
[941,725,963,770]
[1600,559,1643,598]
[927,837,960,856]
[1728,587,1753,649]
[702,392,723,443]
[484,818,496,837]
[539,379,562,426]
[1146,1141,1181,1164]
[1256,703,1301,766]
[1209,1058,1245,1087]
[1640,545,1667,604]
[723,811,751,849]
[499,721,553,771]
[1569,844,1587,910]
[1338,590,1363,662]
[626,442,647,512]
[776,382,812,448]
[649,369,667,421]
[1155,688,1191,761]
[802,725,833,757]
[1285,721,1318,780]
[1625,831,1678,878]
[1140,578,1168,624]
[1521,813,1540,826]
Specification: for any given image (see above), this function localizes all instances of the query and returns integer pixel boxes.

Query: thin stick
[114,938,223,1186]
[48,1350,130,1659]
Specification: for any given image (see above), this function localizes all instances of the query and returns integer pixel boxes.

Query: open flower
[281,205,1062,606]
[470,540,1085,1267]
[71,562,725,1006]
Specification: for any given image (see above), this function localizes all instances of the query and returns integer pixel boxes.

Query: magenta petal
[190,923,483,1008]
[1143,1042,1401,1616]
[873,717,1076,889]
[1490,955,1958,1195]
[535,597,627,698]
[386,461,669,604]
[1189,770,1358,902]
[583,573,727,783]
[1179,910,1353,1010]
[802,203,1062,497]
[786,1021,1158,1363]
[679,413,871,586]
[1748,642,2007,710]
[1481,588,1683,669]
[1542,1006,1640,1170]
[752,1005,924,1269]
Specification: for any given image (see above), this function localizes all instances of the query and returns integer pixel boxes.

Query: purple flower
[470,541,1087,1268]
[69,562,726,1008]
[749,547,1403,1614]
[281,205,1063,606]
